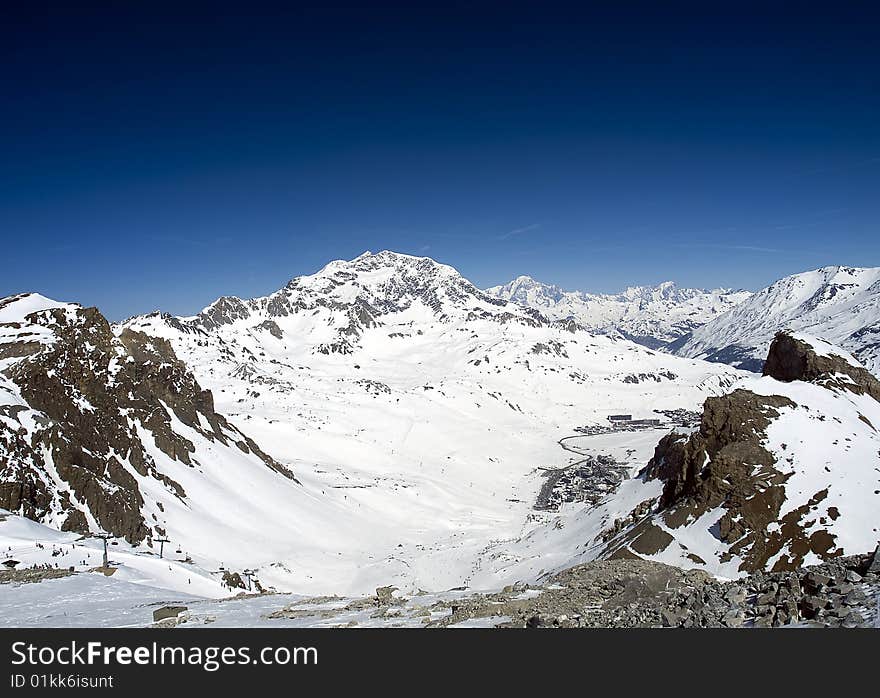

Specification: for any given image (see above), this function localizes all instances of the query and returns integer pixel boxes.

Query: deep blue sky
[3,3,878,319]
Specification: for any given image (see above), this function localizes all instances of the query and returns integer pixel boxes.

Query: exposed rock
[152,605,188,623]
[375,585,400,606]
[617,389,802,571]
[392,552,880,629]
[867,544,880,574]
[0,565,75,585]
[763,331,880,402]
[605,330,880,573]
[222,571,246,590]
[0,296,297,543]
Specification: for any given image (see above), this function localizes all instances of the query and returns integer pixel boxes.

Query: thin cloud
[496,223,542,241]
[674,243,785,254]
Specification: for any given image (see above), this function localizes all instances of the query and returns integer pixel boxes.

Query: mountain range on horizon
[1,249,879,627]
[8,251,880,375]
[5,1,880,634]
[486,273,752,350]
[486,262,880,375]
[113,250,877,374]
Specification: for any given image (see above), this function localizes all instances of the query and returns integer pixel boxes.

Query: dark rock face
[0,301,296,544]
[152,606,188,623]
[648,390,793,511]
[221,571,247,590]
[617,389,811,572]
[763,331,880,401]
[609,332,879,573]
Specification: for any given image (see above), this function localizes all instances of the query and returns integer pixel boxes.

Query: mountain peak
[675,265,880,374]
[486,276,567,308]
[126,250,551,350]
[0,293,79,323]
[313,250,454,277]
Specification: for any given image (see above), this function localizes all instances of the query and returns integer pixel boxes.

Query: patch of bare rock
[430,546,880,628]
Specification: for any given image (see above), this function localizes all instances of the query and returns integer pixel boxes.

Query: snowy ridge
[674,265,880,374]
[0,293,313,596]
[487,275,751,349]
[146,251,556,356]
[117,251,743,595]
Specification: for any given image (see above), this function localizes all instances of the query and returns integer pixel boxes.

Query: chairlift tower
[95,533,112,569]
[155,536,171,560]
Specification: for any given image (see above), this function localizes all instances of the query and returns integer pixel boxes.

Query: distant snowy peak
[486,277,751,349]
[129,251,557,355]
[485,275,568,308]
[204,250,536,324]
[674,265,880,375]
[282,249,506,316]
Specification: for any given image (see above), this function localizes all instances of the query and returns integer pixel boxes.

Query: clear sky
[2,3,878,319]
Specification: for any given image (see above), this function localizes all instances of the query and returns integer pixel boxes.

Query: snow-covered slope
[116,251,742,594]
[673,266,880,374]
[487,276,750,349]
[4,252,880,609]
[478,332,880,581]
[0,508,229,599]
[0,292,318,594]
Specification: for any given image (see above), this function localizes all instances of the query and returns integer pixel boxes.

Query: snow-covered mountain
[5,251,879,610]
[113,250,741,594]
[0,293,303,567]
[673,265,880,374]
[477,331,880,581]
[486,276,751,349]
[148,250,554,355]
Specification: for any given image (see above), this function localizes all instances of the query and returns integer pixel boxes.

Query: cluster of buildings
[606,414,662,428]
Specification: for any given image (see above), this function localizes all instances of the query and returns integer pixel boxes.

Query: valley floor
[0,426,678,625]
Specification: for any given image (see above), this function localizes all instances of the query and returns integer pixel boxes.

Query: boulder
[868,543,880,574]
[152,606,187,623]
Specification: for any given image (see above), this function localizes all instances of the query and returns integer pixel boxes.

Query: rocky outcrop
[616,389,805,571]
[0,296,296,544]
[604,331,880,573]
[763,331,880,401]
[292,551,877,628]
[647,390,794,509]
